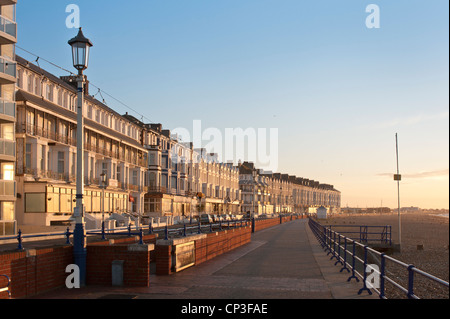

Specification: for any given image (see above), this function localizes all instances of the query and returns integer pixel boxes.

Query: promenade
[31,219,376,299]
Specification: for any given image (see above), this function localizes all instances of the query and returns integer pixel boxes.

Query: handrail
[0,274,11,299]
[0,217,253,250]
[308,218,449,299]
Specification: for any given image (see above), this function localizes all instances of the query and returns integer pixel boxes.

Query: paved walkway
[31,219,377,299]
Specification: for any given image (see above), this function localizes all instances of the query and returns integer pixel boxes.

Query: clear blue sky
[16,0,449,209]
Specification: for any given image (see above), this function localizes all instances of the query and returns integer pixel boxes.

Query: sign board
[393,174,401,181]
[172,241,195,272]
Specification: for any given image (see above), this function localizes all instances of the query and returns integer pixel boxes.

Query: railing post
[357,245,373,295]
[347,240,359,282]
[198,222,202,234]
[379,253,386,299]
[66,227,72,245]
[335,234,343,266]
[138,228,144,245]
[101,221,106,240]
[340,237,350,273]
[407,265,415,299]
[17,229,23,250]
[148,220,153,235]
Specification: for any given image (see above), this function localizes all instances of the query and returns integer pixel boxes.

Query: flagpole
[395,133,401,251]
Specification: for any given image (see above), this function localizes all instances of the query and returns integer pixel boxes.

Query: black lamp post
[68,27,93,286]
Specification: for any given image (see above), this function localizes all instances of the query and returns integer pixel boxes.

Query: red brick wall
[0,246,73,299]
[156,227,252,276]
[196,227,252,265]
[86,234,156,286]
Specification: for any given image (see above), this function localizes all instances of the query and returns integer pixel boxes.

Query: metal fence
[308,218,449,299]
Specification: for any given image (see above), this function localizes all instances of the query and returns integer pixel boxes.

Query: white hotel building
[15,55,148,227]
[0,0,17,236]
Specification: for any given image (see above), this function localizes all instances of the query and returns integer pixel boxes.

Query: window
[40,145,45,171]
[71,153,76,176]
[57,151,65,173]
[28,74,34,92]
[132,170,138,185]
[1,123,14,141]
[1,163,14,180]
[34,77,40,95]
[116,166,121,182]
[25,143,32,169]
[1,202,15,221]
[46,84,53,101]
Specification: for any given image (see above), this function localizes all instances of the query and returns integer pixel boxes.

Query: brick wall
[196,227,252,265]
[156,226,252,275]
[0,245,73,299]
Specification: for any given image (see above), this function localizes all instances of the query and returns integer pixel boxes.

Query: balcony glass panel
[0,15,16,38]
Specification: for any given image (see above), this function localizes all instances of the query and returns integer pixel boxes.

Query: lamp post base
[73,222,86,287]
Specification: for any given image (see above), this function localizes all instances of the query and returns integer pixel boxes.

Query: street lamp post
[100,172,106,225]
[68,28,93,286]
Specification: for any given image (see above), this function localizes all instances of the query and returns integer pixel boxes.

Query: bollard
[127,224,132,237]
[183,224,187,237]
[164,225,168,240]
[198,222,201,234]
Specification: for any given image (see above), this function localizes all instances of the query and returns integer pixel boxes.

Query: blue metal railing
[0,217,254,250]
[308,218,449,299]
[0,274,11,299]
[325,224,392,246]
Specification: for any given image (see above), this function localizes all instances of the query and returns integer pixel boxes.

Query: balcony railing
[17,123,147,167]
[0,138,14,157]
[0,15,16,39]
[0,180,15,196]
[0,98,15,118]
[24,168,75,183]
[0,56,15,78]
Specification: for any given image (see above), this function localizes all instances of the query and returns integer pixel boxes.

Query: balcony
[0,56,16,84]
[0,14,16,44]
[0,180,15,198]
[0,137,14,161]
[0,98,14,121]
[0,0,17,6]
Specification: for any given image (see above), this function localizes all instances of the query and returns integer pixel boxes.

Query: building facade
[123,114,241,219]
[239,162,341,216]
[0,0,17,235]
[15,55,148,227]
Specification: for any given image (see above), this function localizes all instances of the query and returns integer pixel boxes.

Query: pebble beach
[321,211,449,298]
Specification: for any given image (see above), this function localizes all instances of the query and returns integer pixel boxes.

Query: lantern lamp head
[68,28,93,74]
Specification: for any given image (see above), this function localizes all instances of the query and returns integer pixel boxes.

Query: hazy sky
[16,1,449,209]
